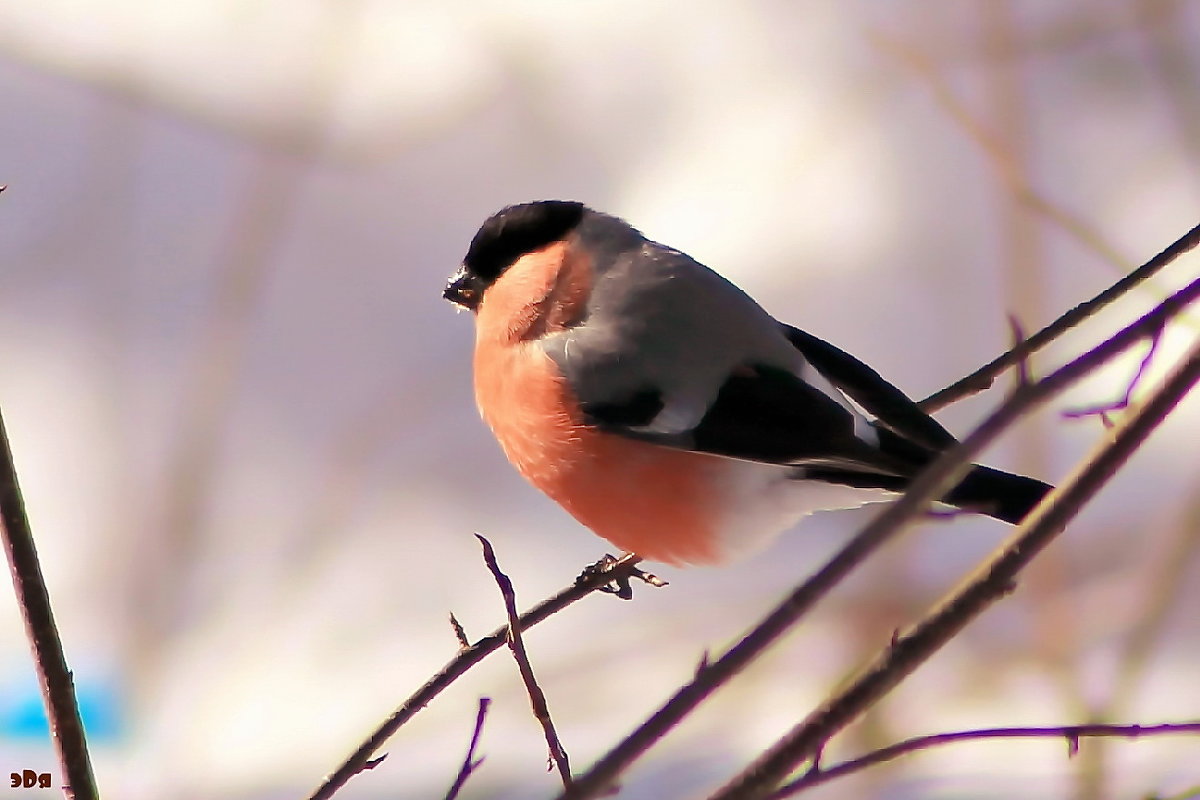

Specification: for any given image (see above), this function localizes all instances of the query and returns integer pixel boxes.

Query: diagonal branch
[1062,321,1165,423]
[478,535,572,787]
[872,27,1200,414]
[709,337,1200,800]
[304,552,645,800]
[920,219,1200,412]
[559,266,1200,800]
[442,697,491,800]
[0,406,99,800]
[769,721,1200,796]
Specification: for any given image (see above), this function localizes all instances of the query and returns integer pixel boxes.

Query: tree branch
[442,697,491,800]
[871,31,1200,413]
[304,552,645,800]
[1062,320,1164,423]
[0,405,99,800]
[768,721,1200,796]
[478,535,572,787]
[709,337,1200,799]
[920,219,1200,412]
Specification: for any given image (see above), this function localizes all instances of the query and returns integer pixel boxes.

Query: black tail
[877,425,1052,524]
[945,465,1052,524]
[808,427,1053,524]
[780,324,1053,523]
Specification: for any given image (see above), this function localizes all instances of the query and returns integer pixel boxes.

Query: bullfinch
[443,201,1051,566]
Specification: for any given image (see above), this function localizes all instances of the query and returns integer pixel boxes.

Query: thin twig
[560,267,1200,800]
[442,697,491,800]
[709,338,1200,800]
[477,535,572,787]
[0,407,99,799]
[872,29,1200,413]
[449,613,470,650]
[767,721,1200,797]
[1063,322,1165,422]
[1007,314,1032,393]
[305,552,646,800]
[919,219,1200,412]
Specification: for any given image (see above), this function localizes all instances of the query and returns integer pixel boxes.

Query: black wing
[780,324,958,451]
[583,363,918,477]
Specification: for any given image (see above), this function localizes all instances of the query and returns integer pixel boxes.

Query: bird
[443,200,1051,566]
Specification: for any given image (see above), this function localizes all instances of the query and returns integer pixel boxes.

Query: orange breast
[473,340,725,565]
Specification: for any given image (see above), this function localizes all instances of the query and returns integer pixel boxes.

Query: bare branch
[0,406,99,800]
[559,265,1200,800]
[477,535,572,787]
[708,338,1200,800]
[768,721,1200,797]
[305,552,647,800]
[442,697,491,800]
[872,28,1200,413]
[449,613,470,650]
[1063,322,1165,422]
[919,219,1200,412]
[1006,314,1032,393]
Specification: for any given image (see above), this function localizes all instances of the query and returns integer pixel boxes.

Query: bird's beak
[443,266,483,312]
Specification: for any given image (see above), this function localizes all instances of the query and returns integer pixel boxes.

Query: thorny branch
[478,535,572,787]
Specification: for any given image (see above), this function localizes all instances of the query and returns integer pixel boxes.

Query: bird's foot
[577,553,669,600]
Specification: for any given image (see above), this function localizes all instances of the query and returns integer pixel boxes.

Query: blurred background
[1,1,1199,798]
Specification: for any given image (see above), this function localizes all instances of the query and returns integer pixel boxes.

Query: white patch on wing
[632,354,882,447]
[799,363,879,445]
[634,388,710,435]
[711,459,894,563]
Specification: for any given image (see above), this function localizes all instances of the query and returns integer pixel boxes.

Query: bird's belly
[475,343,731,564]
[710,464,894,562]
